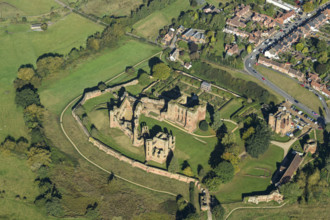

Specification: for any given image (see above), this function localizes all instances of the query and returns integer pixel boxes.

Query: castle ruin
[268,107,293,136]
[109,92,206,163]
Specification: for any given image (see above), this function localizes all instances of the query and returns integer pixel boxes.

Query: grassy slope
[0,13,103,141]
[213,145,284,203]
[255,65,323,113]
[133,0,191,40]
[3,0,59,16]
[80,0,143,17]
[0,155,48,219]
[39,39,161,114]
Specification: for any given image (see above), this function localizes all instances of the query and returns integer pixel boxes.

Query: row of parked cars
[290,105,318,125]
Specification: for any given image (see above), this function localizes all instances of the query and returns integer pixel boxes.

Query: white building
[266,0,298,11]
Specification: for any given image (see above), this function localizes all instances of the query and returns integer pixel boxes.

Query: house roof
[279,153,303,185]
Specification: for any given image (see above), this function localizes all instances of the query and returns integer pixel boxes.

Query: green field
[40,39,161,114]
[255,65,323,113]
[213,145,284,203]
[219,99,243,119]
[132,0,192,40]
[78,0,143,17]
[0,155,47,219]
[1,0,59,17]
[0,13,103,141]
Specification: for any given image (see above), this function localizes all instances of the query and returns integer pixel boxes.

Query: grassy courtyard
[213,145,284,203]
[132,0,192,40]
[255,65,323,113]
[219,98,243,119]
[0,13,103,141]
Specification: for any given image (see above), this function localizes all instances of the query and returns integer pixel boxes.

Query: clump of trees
[152,62,171,80]
[192,62,276,103]
[203,161,234,191]
[241,115,271,158]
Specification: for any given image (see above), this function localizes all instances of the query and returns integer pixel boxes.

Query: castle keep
[109,93,206,163]
[268,107,292,136]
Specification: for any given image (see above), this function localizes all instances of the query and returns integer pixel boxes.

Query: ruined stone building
[268,107,293,135]
[145,132,175,164]
[109,93,206,163]
[304,139,317,155]
[247,190,284,204]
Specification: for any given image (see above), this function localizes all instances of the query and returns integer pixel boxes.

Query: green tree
[211,111,223,131]
[36,55,64,77]
[41,23,48,31]
[315,63,328,75]
[242,127,255,140]
[247,44,253,54]
[203,173,222,191]
[27,147,51,170]
[97,82,107,91]
[303,2,314,12]
[152,63,171,80]
[183,165,194,177]
[15,87,40,108]
[199,120,208,131]
[245,123,271,158]
[280,182,303,203]
[214,161,234,183]
[212,204,225,220]
[23,104,44,129]
[17,67,35,81]
[296,43,304,52]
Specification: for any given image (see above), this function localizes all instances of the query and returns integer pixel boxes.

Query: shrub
[199,120,208,131]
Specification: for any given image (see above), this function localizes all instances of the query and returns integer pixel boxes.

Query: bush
[15,86,40,108]
[214,161,234,184]
[138,73,151,86]
[199,120,208,131]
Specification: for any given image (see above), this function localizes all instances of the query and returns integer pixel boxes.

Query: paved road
[244,3,330,124]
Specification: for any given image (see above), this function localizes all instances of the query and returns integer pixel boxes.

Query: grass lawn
[2,0,59,17]
[255,65,323,113]
[223,121,237,133]
[271,132,291,142]
[39,38,161,115]
[0,13,103,141]
[219,99,243,119]
[0,154,47,219]
[139,115,218,175]
[132,0,192,40]
[78,0,143,17]
[225,199,330,220]
[213,145,284,203]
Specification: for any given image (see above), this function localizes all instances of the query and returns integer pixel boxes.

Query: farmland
[0,0,58,17]
[0,13,103,141]
[132,0,192,40]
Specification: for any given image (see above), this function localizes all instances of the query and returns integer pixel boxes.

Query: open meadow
[255,65,323,113]
[213,145,284,203]
[77,0,143,17]
[0,0,58,17]
[0,13,103,141]
[132,0,192,40]
[39,38,161,114]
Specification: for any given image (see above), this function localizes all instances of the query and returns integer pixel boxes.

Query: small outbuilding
[200,81,211,92]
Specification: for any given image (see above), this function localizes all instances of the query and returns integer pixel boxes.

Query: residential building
[181,28,206,44]
[258,57,290,73]
[321,87,330,98]
[236,5,251,17]
[169,48,179,61]
[252,12,276,28]
[274,152,303,186]
[225,44,239,56]
[223,26,249,38]
[203,5,221,14]
[276,10,296,25]
[161,28,175,46]
[266,0,298,11]
[226,16,246,28]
